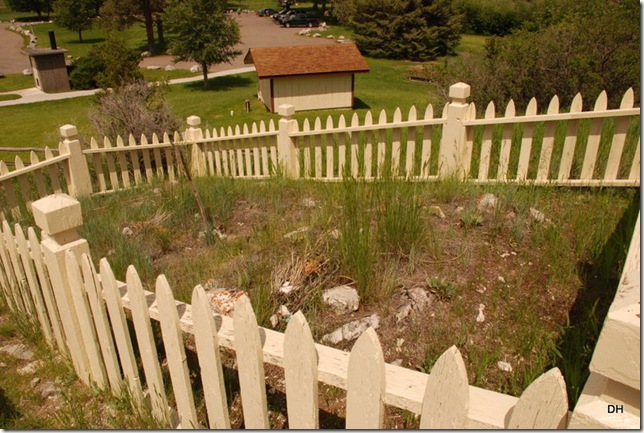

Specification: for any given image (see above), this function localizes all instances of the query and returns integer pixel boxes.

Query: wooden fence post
[59,125,93,197]
[186,116,206,177]
[32,193,93,385]
[439,83,471,179]
[277,104,299,178]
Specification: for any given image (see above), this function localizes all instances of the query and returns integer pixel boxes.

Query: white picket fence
[0,205,573,429]
[0,83,639,220]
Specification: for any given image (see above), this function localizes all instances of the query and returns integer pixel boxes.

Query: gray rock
[0,343,34,360]
[497,361,513,372]
[322,285,360,313]
[146,65,161,70]
[477,193,498,212]
[429,205,446,219]
[122,226,134,237]
[18,360,42,375]
[22,68,33,76]
[140,51,152,57]
[321,313,380,344]
[529,207,551,224]
[407,287,432,312]
[164,65,176,71]
[39,381,58,398]
[395,303,412,322]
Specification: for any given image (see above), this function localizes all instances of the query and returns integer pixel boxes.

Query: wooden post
[277,104,299,178]
[186,116,206,177]
[439,83,471,179]
[32,193,92,385]
[59,125,92,197]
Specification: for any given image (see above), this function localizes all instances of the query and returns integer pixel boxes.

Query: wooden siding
[258,78,272,111]
[272,74,354,112]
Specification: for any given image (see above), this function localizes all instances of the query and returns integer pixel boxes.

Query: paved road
[0,12,338,106]
[0,22,32,74]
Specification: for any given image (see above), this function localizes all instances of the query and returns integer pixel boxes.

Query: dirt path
[0,22,32,74]
[140,12,336,71]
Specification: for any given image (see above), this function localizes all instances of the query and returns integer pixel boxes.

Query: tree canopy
[163,0,240,89]
[426,0,640,109]
[350,0,462,62]
[54,0,95,42]
[99,0,165,53]
[5,0,53,19]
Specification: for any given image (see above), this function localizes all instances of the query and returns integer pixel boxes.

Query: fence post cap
[59,124,78,139]
[187,115,201,127]
[32,193,82,236]
[449,82,471,102]
[278,104,295,118]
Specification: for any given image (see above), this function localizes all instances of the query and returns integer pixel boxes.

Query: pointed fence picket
[233,295,270,429]
[156,275,199,428]
[284,311,319,429]
[191,285,231,429]
[346,328,385,428]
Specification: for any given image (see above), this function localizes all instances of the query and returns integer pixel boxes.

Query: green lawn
[0,74,33,93]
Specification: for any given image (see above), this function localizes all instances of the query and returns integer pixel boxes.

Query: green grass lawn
[0,74,33,92]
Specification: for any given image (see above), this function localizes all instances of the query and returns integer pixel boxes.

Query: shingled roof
[244,44,369,79]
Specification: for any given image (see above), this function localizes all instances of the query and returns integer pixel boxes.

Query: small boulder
[190,64,201,73]
[497,361,513,372]
[122,227,134,237]
[164,65,176,71]
[146,65,161,70]
[395,303,412,322]
[326,35,335,39]
[529,207,551,224]
[0,343,34,360]
[22,68,33,76]
[322,285,359,313]
[476,304,485,323]
[140,51,152,57]
[269,314,279,328]
[429,205,446,219]
[39,381,58,398]
[321,313,380,344]
[278,305,291,317]
[18,360,42,375]
[477,193,498,212]
[407,287,432,312]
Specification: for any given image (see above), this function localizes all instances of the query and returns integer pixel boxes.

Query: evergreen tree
[351,0,461,61]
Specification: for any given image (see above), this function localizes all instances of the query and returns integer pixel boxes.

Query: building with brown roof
[244,43,369,112]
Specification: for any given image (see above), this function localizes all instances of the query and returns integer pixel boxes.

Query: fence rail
[0,203,574,428]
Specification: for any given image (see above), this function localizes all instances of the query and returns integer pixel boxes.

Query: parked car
[258,8,278,17]
[274,9,296,23]
[282,13,319,28]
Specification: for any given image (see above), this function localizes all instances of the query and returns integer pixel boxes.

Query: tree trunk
[202,63,209,89]
[156,16,165,48]
[78,29,83,42]
[141,0,156,52]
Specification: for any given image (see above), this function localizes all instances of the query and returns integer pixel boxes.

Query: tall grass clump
[373,177,425,257]
[337,178,375,300]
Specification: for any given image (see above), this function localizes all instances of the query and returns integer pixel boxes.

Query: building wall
[258,78,272,110]
[31,53,70,93]
[272,74,353,112]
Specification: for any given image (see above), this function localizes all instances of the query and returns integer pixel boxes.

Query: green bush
[69,49,105,90]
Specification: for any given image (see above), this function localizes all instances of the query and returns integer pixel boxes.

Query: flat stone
[322,285,360,313]
[497,361,513,372]
[407,287,432,312]
[18,360,42,375]
[321,313,380,344]
[0,343,34,360]
[39,381,58,398]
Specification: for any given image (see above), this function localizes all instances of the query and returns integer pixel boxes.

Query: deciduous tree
[5,0,53,19]
[54,0,95,42]
[163,0,240,89]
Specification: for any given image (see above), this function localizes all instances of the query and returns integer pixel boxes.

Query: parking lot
[140,11,335,71]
